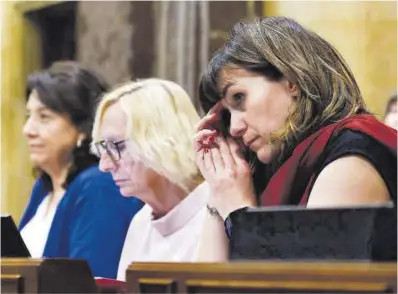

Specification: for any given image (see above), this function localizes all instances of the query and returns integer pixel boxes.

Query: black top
[315,129,396,201]
[225,129,397,238]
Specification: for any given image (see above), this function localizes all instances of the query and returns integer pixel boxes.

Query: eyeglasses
[95,140,127,161]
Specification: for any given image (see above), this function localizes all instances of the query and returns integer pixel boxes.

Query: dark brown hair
[27,61,109,191]
[199,16,368,166]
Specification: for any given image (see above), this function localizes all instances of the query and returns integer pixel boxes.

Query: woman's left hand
[197,134,257,220]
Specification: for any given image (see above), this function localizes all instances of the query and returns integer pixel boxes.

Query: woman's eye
[39,113,51,120]
[118,143,126,152]
[232,93,245,105]
[108,143,118,151]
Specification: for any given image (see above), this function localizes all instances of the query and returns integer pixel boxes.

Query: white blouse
[20,195,57,258]
[117,182,209,281]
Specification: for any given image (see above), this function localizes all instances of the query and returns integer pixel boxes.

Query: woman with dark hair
[19,61,143,278]
[195,17,397,260]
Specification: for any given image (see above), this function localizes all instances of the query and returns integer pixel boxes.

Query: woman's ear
[287,81,299,97]
[76,133,87,148]
[79,133,87,142]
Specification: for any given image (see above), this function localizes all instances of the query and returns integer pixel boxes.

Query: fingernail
[209,136,214,142]
[205,148,209,153]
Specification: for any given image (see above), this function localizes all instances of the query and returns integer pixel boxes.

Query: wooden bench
[1,258,98,293]
[126,261,397,293]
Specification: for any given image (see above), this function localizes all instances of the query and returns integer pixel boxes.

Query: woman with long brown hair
[195,17,397,260]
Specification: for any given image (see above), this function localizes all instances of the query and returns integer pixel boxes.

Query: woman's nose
[99,152,116,172]
[229,112,247,138]
[22,117,38,138]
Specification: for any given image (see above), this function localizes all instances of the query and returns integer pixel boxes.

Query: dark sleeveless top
[225,115,397,238]
[315,129,396,200]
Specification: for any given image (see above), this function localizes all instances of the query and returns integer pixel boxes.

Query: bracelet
[206,204,221,217]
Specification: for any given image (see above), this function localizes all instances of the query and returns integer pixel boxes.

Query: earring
[77,138,83,148]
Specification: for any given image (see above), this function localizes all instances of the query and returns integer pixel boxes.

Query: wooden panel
[186,279,391,293]
[1,274,24,294]
[1,259,41,293]
[126,261,397,293]
[1,258,98,293]
[138,278,176,293]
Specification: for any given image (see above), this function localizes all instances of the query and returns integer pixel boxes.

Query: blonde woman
[92,79,208,280]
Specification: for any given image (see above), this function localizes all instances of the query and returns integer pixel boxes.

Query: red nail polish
[205,148,209,153]
[209,136,214,142]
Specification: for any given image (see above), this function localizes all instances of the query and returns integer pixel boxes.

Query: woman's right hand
[194,103,256,220]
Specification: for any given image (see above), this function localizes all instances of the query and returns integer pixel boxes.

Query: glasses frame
[95,140,127,162]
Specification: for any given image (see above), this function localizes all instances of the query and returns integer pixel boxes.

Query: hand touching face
[194,103,256,219]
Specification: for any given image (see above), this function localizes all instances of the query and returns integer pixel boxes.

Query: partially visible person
[92,79,208,281]
[194,17,397,261]
[19,61,143,278]
[384,94,397,130]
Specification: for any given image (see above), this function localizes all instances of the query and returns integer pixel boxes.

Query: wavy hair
[200,16,368,165]
[92,79,202,193]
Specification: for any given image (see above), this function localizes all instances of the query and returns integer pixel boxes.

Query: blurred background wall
[1,0,397,223]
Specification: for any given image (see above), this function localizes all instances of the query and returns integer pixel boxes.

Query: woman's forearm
[196,211,229,262]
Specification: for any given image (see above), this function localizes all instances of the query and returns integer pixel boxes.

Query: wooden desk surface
[127,261,397,293]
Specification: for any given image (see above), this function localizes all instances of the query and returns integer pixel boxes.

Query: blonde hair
[92,78,201,192]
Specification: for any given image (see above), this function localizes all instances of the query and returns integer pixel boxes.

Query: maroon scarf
[260,114,397,206]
